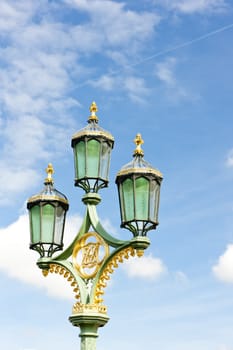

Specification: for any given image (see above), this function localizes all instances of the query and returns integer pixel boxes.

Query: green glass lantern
[115,134,163,237]
[71,102,114,193]
[27,164,69,258]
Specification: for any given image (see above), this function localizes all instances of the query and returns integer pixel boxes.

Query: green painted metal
[69,313,109,350]
[27,106,163,350]
[34,191,150,350]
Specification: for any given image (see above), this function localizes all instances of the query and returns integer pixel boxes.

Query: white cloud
[124,76,150,104]
[217,345,233,350]
[0,0,160,206]
[90,75,116,91]
[155,57,177,87]
[155,57,197,102]
[67,0,160,48]
[0,211,165,300]
[0,5,79,206]
[174,270,189,284]
[0,0,38,33]
[213,244,233,283]
[122,254,167,280]
[90,74,150,103]
[0,213,83,299]
[159,0,228,14]
[226,149,233,167]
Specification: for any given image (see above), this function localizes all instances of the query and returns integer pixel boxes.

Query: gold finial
[134,133,144,156]
[42,269,49,277]
[44,163,54,184]
[88,101,99,123]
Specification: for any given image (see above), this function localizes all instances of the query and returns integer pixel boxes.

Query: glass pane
[118,183,125,222]
[41,204,55,244]
[135,177,149,220]
[149,180,159,222]
[122,178,134,222]
[76,141,85,178]
[30,205,41,244]
[99,141,111,180]
[87,139,100,177]
[54,206,65,245]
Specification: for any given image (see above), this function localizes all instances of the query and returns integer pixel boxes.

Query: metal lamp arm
[87,204,129,248]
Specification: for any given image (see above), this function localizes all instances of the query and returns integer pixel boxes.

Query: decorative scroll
[46,263,81,301]
[72,302,107,315]
[94,246,143,304]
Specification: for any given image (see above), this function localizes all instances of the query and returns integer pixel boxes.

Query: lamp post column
[69,312,109,350]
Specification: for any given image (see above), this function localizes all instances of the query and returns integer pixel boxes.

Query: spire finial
[134,133,144,156]
[88,101,99,123]
[44,163,54,184]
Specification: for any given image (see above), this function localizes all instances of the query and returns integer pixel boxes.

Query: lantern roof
[71,102,114,146]
[27,164,69,207]
[116,134,163,179]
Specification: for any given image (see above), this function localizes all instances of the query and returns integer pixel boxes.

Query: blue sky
[0,0,233,349]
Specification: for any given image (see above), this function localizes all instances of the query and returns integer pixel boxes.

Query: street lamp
[27,102,163,350]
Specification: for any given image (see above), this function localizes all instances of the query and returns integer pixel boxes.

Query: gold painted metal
[72,302,107,315]
[42,269,49,277]
[48,263,81,301]
[45,163,54,184]
[94,246,137,304]
[72,232,109,279]
[136,250,144,257]
[134,133,144,156]
[72,128,114,142]
[27,193,69,205]
[27,163,69,205]
[88,101,99,123]
[117,166,163,178]
[71,101,114,142]
[116,132,163,178]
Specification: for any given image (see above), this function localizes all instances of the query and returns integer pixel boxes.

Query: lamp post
[27,102,163,350]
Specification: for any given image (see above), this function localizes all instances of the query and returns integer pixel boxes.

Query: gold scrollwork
[72,232,109,279]
[45,263,81,301]
[72,302,107,315]
[94,246,142,304]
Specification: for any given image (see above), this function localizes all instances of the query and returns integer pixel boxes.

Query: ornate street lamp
[116,133,163,237]
[27,102,163,350]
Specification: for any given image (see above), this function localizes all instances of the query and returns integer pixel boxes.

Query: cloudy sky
[0,0,233,349]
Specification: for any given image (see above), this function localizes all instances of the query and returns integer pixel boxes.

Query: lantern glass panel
[87,139,100,177]
[122,178,134,221]
[41,204,55,242]
[149,180,159,222]
[99,141,110,179]
[76,140,85,178]
[54,206,65,245]
[135,177,149,220]
[30,205,41,244]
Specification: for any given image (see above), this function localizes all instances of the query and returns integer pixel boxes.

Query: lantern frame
[27,164,69,258]
[116,134,163,237]
[71,102,114,193]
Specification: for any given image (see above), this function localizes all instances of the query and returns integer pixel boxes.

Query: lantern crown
[27,164,68,206]
[117,135,163,179]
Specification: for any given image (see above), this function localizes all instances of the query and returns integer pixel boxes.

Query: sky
[0,0,233,349]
